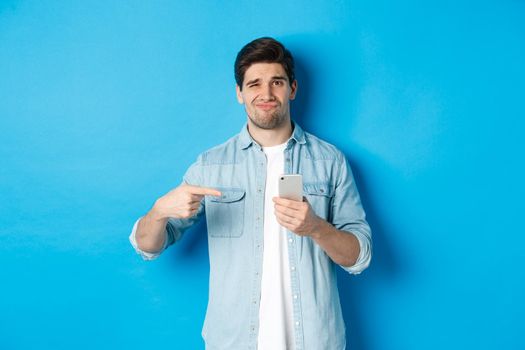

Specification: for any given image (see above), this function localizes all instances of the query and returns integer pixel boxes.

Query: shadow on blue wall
[169,218,209,260]
[338,158,400,350]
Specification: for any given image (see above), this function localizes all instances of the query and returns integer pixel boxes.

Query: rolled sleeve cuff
[129,217,168,261]
[341,229,372,275]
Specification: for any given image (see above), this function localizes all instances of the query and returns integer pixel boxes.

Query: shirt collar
[238,120,306,150]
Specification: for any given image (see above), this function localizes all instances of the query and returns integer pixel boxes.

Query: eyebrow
[245,76,287,86]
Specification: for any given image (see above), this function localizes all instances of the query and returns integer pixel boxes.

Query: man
[130,37,372,350]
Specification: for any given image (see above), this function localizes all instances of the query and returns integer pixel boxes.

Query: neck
[247,118,293,147]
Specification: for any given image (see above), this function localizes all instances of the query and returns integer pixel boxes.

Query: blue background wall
[1,1,524,349]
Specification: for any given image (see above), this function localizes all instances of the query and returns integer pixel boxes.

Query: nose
[260,83,275,101]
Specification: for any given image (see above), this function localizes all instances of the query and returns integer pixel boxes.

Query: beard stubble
[247,103,288,130]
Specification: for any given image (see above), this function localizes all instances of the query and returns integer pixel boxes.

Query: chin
[250,115,287,130]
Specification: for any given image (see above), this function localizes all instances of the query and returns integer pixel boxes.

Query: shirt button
[291,266,296,271]
[295,321,300,327]
[293,294,298,299]
[288,238,293,243]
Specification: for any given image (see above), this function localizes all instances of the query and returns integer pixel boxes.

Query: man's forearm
[134,184,219,254]
[136,208,168,254]
[311,219,360,267]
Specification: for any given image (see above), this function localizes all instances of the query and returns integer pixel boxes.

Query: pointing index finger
[185,185,222,197]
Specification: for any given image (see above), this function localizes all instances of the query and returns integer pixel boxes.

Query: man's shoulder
[303,131,345,162]
[193,133,242,166]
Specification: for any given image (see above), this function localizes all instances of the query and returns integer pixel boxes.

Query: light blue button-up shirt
[130,122,372,350]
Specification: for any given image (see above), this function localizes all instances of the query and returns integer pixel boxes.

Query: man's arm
[311,219,360,267]
[273,197,360,267]
[274,152,371,272]
[135,184,221,254]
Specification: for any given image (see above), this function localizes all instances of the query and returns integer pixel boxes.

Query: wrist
[309,217,326,240]
[150,203,168,222]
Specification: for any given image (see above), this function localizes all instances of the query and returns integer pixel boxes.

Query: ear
[236,85,244,104]
[289,80,298,100]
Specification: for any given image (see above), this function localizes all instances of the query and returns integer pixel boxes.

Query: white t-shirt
[257,142,295,350]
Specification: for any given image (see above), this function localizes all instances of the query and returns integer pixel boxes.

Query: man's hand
[152,184,221,220]
[273,196,323,238]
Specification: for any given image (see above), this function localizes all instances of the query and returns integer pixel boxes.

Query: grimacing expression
[236,63,297,130]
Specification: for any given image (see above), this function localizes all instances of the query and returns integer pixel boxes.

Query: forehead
[244,62,287,82]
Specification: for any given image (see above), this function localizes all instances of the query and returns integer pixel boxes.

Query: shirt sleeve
[128,156,206,260]
[129,217,169,260]
[331,152,372,275]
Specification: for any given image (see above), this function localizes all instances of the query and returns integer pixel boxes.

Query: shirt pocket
[206,188,246,238]
[303,182,333,220]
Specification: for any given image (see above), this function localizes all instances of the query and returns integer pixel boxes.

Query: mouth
[255,103,279,111]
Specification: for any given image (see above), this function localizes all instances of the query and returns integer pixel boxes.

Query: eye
[273,80,284,86]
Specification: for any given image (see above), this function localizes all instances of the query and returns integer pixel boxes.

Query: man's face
[236,62,297,130]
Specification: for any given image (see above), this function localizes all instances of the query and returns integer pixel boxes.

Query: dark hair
[234,37,295,89]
